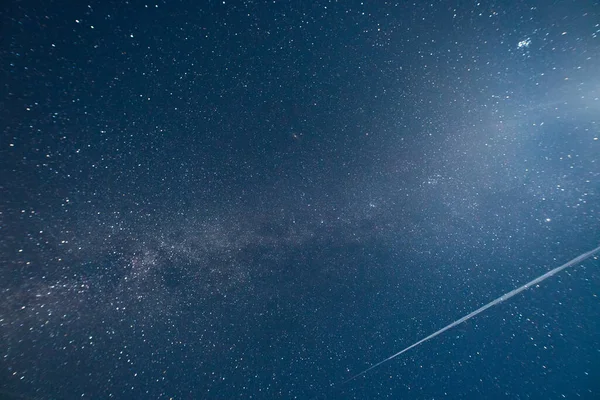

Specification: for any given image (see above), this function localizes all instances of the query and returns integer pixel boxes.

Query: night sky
[2,0,600,399]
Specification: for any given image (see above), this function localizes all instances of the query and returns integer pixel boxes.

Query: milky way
[2,1,600,399]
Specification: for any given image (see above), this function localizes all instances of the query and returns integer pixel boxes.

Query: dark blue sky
[1,1,599,399]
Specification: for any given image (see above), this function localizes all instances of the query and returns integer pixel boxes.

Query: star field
[2,1,600,399]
